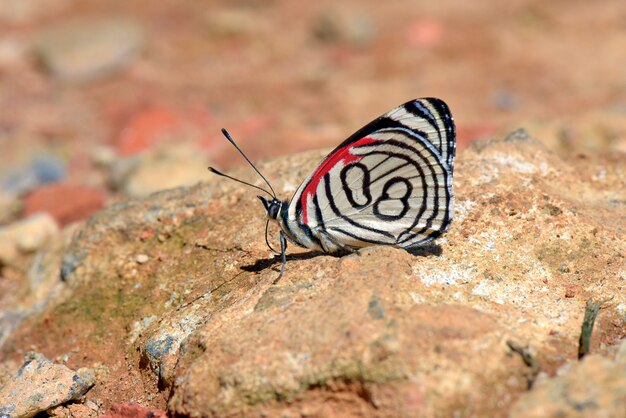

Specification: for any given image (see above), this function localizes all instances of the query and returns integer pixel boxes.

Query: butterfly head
[258,195,282,220]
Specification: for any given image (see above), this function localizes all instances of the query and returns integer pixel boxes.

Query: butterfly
[209,98,455,281]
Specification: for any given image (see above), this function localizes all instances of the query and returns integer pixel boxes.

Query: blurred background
[0,0,625,230]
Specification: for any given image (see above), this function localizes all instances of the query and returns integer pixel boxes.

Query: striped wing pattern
[287,98,455,250]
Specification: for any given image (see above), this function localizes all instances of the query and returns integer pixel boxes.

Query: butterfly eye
[268,202,281,219]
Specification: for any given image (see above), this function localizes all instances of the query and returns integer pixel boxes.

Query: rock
[205,8,260,38]
[90,145,117,169]
[135,254,149,264]
[113,145,209,197]
[60,250,82,282]
[0,360,17,388]
[456,123,498,148]
[510,339,626,418]
[0,352,95,418]
[142,307,205,386]
[0,213,59,264]
[115,106,183,156]
[173,133,626,416]
[313,7,375,47]
[0,312,24,355]
[492,89,520,111]
[100,403,167,418]
[0,38,26,68]
[0,191,19,225]
[525,109,626,154]
[0,0,68,24]
[47,402,99,418]
[23,182,106,226]
[33,18,143,82]
[0,131,624,416]
[1,154,65,195]
[15,213,59,253]
[0,222,70,350]
[405,19,445,49]
[128,316,157,344]
[108,155,142,192]
[85,400,99,411]
[0,0,36,24]
[31,155,66,185]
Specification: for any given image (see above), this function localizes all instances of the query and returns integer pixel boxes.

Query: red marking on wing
[301,136,377,224]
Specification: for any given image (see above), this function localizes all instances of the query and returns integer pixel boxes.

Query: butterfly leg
[273,231,288,284]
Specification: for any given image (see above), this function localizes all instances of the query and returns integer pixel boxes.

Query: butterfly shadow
[406,243,442,257]
[241,244,442,274]
[241,250,327,273]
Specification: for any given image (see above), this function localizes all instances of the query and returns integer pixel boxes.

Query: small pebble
[115,106,183,156]
[205,9,259,37]
[16,213,60,253]
[406,19,444,48]
[313,7,375,47]
[120,145,209,198]
[101,404,168,418]
[0,0,40,23]
[108,156,142,191]
[0,38,25,68]
[135,254,149,264]
[0,0,69,24]
[2,154,65,195]
[23,182,106,226]
[0,190,19,224]
[0,213,59,263]
[91,145,118,168]
[32,155,66,184]
[34,18,143,82]
[493,90,520,111]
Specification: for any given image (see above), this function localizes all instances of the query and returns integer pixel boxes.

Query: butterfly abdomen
[278,203,322,250]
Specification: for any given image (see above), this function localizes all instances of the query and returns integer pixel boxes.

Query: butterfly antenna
[219,128,277,198]
[207,167,273,197]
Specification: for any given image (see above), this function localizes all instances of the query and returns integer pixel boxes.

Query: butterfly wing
[285,98,455,250]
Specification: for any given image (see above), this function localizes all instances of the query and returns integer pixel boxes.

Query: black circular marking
[318,131,449,247]
[340,162,372,209]
[373,177,412,221]
[326,149,431,233]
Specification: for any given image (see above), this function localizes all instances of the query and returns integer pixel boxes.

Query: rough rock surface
[0,130,624,416]
[510,339,626,418]
[0,352,95,418]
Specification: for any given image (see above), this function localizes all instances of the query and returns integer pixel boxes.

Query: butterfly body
[213,97,455,279]
[258,195,329,252]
